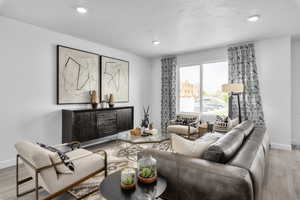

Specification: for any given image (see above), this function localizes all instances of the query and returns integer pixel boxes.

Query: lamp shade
[222,83,244,93]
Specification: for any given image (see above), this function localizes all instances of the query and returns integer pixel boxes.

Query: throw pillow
[214,115,231,133]
[37,143,75,174]
[171,134,218,158]
[175,116,197,126]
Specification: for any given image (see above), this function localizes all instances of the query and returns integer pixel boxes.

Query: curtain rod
[226,41,255,48]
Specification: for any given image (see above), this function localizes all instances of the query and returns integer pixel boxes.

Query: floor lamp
[222,83,244,123]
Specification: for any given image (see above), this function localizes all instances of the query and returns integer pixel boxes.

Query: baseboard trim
[0,158,16,169]
[292,144,300,150]
[271,143,292,151]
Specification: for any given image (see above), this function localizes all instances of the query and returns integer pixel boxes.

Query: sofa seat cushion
[49,149,93,174]
[49,151,105,193]
[167,125,198,135]
[234,120,254,137]
[203,129,245,163]
[171,134,218,158]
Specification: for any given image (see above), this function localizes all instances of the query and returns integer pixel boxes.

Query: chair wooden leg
[16,155,19,197]
[104,151,108,177]
[35,172,39,200]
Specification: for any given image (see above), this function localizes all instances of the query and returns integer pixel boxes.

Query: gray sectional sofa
[139,120,270,200]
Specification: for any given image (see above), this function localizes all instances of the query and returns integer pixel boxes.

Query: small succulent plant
[139,167,154,178]
[122,177,134,185]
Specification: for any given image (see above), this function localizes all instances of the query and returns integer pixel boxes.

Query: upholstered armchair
[15,141,107,200]
[167,114,201,139]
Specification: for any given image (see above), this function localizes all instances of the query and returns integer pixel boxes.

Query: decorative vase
[109,103,114,108]
[90,90,99,109]
[92,103,98,109]
[138,155,157,184]
[149,123,154,130]
[120,167,136,190]
[108,93,114,108]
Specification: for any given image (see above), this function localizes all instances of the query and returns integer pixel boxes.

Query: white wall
[292,39,300,145]
[256,36,292,150]
[151,36,293,150]
[0,16,152,168]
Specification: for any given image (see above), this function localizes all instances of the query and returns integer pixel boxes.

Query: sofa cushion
[229,138,266,200]
[167,125,198,135]
[171,134,218,158]
[203,129,245,163]
[234,120,254,137]
[247,128,265,144]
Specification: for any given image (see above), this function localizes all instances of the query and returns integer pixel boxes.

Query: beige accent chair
[15,141,107,200]
[167,114,200,139]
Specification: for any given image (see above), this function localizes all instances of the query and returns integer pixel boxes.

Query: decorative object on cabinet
[108,93,115,108]
[90,90,99,109]
[57,45,100,104]
[101,56,129,102]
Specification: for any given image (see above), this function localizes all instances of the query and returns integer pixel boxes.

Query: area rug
[68,141,168,200]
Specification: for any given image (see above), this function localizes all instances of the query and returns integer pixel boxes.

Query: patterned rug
[68,141,169,200]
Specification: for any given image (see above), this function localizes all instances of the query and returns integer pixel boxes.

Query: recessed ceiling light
[152,40,160,45]
[76,7,87,14]
[247,15,260,22]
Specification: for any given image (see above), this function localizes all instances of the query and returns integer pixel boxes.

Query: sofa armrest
[138,149,254,200]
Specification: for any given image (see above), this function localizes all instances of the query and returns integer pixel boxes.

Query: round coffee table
[100,170,167,200]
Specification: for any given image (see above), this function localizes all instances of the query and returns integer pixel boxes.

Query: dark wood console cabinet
[62,106,134,143]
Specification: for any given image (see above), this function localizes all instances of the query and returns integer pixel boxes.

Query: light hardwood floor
[0,148,299,200]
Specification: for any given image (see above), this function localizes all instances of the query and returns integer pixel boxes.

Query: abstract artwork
[101,56,129,102]
[57,45,100,104]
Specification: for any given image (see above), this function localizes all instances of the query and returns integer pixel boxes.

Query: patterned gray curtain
[161,57,177,131]
[228,43,265,128]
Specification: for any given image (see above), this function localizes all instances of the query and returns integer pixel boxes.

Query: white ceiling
[1,0,300,58]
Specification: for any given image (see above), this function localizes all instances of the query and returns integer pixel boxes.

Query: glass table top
[117,129,170,144]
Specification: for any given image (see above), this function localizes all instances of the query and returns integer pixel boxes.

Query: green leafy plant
[139,167,154,178]
[122,177,134,185]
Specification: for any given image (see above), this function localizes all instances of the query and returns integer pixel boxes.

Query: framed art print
[57,45,100,104]
[101,56,129,102]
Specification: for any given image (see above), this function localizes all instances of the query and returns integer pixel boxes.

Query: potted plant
[138,156,157,184]
[120,168,136,190]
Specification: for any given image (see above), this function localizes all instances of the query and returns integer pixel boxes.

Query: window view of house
[179,62,228,115]
[179,65,201,113]
[202,62,228,115]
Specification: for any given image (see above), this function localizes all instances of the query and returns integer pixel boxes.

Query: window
[179,66,201,113]
[179,61,228,115]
